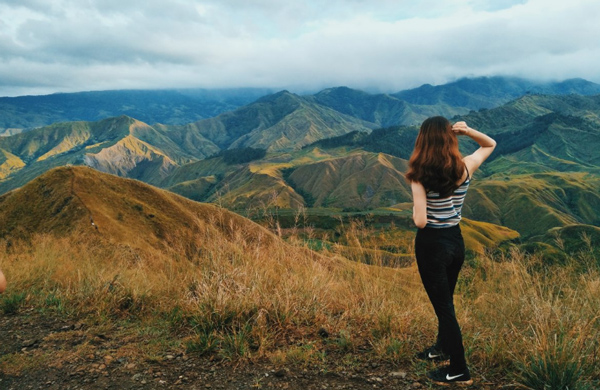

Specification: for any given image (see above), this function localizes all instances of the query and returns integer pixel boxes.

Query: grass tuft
[1,292,26,314]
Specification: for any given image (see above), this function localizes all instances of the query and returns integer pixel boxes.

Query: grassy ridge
[0,168,597,388]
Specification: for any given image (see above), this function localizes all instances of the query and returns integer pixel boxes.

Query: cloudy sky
[1,0,599,97]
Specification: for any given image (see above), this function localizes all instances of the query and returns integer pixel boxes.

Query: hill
[284,152,411,209]
[463,172,600,238]
[160,147,519,255]
[393,76,600,111]
[0,116,222,194]
[308,87,463,127]
[161,148,411,210]
[0,88,381,195]
[0,88,273,133]
[459,94,600,133]
[306,125,419,160]
[164,91,376,152]
[454,94,600,174]
[0,166,276,255]
[307,94,600,175]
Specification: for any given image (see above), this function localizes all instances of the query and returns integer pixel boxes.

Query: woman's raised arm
[452,121,496,174]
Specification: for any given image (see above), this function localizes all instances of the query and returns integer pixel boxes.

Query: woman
[406,117,496,385]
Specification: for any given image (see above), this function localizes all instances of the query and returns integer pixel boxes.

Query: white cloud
[0,0,599,96]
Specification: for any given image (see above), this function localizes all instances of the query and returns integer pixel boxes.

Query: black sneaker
[416,345,449,362]
[427,366,473,386]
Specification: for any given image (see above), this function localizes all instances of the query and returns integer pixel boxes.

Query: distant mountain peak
[315,86,370,98]
[255,90,298,103]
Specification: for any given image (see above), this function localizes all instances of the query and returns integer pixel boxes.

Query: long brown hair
[405,116,466,197]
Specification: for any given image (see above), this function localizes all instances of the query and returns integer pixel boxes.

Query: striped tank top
[425,168,470,228]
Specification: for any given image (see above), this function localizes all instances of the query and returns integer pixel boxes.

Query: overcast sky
[1,0,599,97]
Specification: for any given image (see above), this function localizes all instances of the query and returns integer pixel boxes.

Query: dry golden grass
[1,167,598,387]
[2,228,599,386]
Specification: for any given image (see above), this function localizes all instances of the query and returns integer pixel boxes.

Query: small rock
[166,355,175,360]
[274,369,286,378]
[22,339,39,348]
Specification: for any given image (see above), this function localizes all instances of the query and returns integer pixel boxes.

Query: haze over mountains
[0,88,275,135]
[3,76,600,135]
[1,76,600,259]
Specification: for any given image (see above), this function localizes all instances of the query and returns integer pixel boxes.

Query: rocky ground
[1,309,508,390]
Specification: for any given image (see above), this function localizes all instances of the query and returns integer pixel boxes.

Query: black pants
[415,225,467,370]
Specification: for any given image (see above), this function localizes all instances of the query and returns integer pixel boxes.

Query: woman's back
[407,118,496,229]
[425,171,470,228]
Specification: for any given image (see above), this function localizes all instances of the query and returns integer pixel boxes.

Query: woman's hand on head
[452,121,471,135]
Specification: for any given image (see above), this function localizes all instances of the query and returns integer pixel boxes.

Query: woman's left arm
[411,181,428,229]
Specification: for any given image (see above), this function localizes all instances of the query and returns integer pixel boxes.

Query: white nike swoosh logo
[428,352,440,358]
[446,373,464,381]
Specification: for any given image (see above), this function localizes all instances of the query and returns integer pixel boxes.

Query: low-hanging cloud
[0,0,599,96]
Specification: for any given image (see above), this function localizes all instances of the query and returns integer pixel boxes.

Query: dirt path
[1,309,503,389]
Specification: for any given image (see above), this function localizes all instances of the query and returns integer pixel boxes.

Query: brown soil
[1,309,505,390]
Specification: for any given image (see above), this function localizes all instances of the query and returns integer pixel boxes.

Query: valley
[1,78,600,258]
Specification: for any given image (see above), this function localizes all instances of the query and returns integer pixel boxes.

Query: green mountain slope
[306,126,419,160]
[0,84,599,249]
[460,94,600,133]
[167,91,376,152]
[464,173,600,238]
[162,147,354,209]
[394,76,600,110]
[454,95,600,174]
[305,95,600,175]
[0,116,218,193]
[285,152,411,209]
[309,87,464,127]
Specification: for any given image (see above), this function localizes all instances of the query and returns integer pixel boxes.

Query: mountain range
[1,76,600,259]
[3,77,599,135]
[0,88,274,135]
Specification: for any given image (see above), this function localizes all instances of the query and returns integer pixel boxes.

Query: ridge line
[68,167,99,232]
